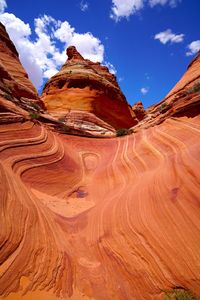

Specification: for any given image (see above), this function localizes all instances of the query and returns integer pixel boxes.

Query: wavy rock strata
[134,51,200,131]
[0,22,200,300]
[0,115,200,300]
[42,46,137,130]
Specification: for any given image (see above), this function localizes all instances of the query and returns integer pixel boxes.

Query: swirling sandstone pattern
[1,114,200,300]
[1,20,200,300]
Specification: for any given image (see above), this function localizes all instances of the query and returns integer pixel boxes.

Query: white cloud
[80,1,89,12]
[70,32,104,62]
[0,0,7,14]
[105,62,117,74]
[110,0,144,21]
[186,40,200,56]
[110,0,181,21]
[141,87,149,95]
[54,21,74,43]
[154,29,184,44]
[149,0,181,8]
[0,13,107,89]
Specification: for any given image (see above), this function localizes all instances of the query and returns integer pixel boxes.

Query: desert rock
[42,46,137,129]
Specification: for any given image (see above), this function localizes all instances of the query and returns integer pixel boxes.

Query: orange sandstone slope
[0,25,200,300]
[165,50,200,102]
[41,46,137,129]
[1,116,200,300]
[0,23,45,123]
[134,51,200,130]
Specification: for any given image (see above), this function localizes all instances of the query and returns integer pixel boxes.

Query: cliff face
[0,23,200,300]
[165,50,200,102]
[134,51,200,130]
[41,46,137,129]
[0,23,44,123]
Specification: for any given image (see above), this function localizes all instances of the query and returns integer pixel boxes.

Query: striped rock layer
[41,46,137,130]
[0,23,44,123]
[0,115,200,300]
[0,22,200,300]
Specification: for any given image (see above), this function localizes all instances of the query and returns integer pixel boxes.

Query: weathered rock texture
[0,115,200,300]
[133,51,200,131]
[132,101,146,121]
[165,50,200,102]
[0,23,44,123]
[42,46,137,129]
[0,23,200,300]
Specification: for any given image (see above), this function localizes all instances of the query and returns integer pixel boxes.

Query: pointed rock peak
[66,46,84,61]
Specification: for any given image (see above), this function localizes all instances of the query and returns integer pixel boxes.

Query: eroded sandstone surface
[0,23,45,124]
[136,51,200,130]
[41,46,137,130]
[0,23,200,300]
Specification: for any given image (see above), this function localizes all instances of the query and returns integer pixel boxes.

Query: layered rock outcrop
[132,101,146,121]
[42,46,137,130]
[0,23,44,123]
[133,51,200,130]
[0,23,200,300]
[165,50,200,102]
[0,115,200,300]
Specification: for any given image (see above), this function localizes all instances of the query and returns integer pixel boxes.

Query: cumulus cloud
[80,1,89,12]
[70,32,104,62]
[149,0,181,8]
[0,12,106,89]
[186,40,200,56]
[154,29,184,44]
[110,0,181,21]
[141,87,149,95]
[110,0,144,21]
[0,0,7,14]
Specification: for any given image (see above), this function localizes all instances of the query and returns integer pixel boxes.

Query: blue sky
[0,0,199,108]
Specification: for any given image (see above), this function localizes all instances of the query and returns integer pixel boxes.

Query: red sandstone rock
[133,51,200,131]
[0,25,200,300]
[41,46,137,129]
[0,23,45,118]
[0,114,200,300]
[67,45,85,60]
[165,50,200,102]
[132,101,146,121]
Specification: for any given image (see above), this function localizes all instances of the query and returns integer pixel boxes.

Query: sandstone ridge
[0,23,45,124]
[132,51,200,131]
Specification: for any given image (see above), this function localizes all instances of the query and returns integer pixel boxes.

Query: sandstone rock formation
[165,50,200,102]
[41,46,137,130]
[1,115,200,300]
[132,101,146,121]
[0,23,44,123]
[0,23,200,300]
[133,51,200,131]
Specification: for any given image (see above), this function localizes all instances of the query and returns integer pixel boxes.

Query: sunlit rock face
[165,50,200,101]
[1,116,200,300]
[133,51,200,131]
[0,23,44,123]
[0,24,200,300]
[41,46,137,129]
